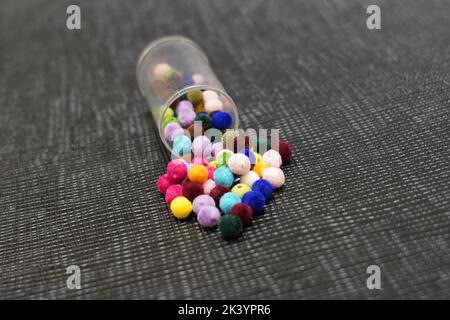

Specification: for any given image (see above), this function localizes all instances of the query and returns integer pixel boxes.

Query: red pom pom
[182,181,204,201]
[230,203,253,226]
[209,185,230,206]
[156,173,172,194]
[278,140,292,164]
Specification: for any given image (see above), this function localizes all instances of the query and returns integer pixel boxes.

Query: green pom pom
[218,215,243,239]
[221,130,239,144]
[163,107,174,119]
[187,90,203,105]
[194,114,212,130]
[163,68,176,80]
[162,116,180,129]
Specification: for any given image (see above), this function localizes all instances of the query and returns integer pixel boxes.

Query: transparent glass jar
[136,36,239,158]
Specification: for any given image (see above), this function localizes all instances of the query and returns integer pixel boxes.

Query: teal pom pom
[219,192,241,214]
[173,135,191,156]
[213,166,234,188]
[218,215,243,239]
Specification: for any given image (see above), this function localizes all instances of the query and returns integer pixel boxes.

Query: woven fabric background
[0,0,449,299]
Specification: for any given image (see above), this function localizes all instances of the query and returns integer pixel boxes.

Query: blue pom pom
[252,179,274,202]
[219,192,241,214]
[242,191,265,214]
[214,166,234,188]
[211,111,233,130]
[173,135,192,156]
[238,149,256,165]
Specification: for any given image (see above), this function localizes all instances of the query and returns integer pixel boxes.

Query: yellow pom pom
[194,103,205,113]
[254,152,262,165]
[170,196,192,219]
[208,161,218,168]
[188,164,209,184]
[231,183,251,198]
[253,162,269,177]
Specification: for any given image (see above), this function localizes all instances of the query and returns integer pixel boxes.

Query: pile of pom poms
[155,62,237,157]
[156,138,293,240]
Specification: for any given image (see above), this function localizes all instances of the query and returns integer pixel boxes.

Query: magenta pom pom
[156,173,172,194]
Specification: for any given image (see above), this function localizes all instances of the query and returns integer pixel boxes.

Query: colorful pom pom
[227,153,251,175]
[216,149,233,167]
[170,196,192,219]
[218,215,243,239]
[194,114,212,130]
[202,90,219,102]
[262,167,285,189]
[157,173,172,194]
[204,98,223,114]
[192,194,215,214]
[219,192,241,214]
[166,159,187,183]
[162,116,180,129]
[242,191,265,214]
[252,179,274,202]
[187,90,203,105]
[231,183,252,198]
[278,140,293,164]
[230,203,253,226]
[239,149,256,166]
[240,170,260,187]
[175,100,194,114]
[165,184,183,204]
[173,135,192,156]
[213,166,234,188]
[207,166,215,179]
[163,107,174,119]
[153,63,171,78]
[202,179,216,195]
[188,164,209,184]
[209,185,229,206]
[253,161,269,177]
[211,111,233,130]
[262,150,282,168]
[197,206,221,228]
[192,136,212,158]
[182,181,204,201]
[178,109,196,128]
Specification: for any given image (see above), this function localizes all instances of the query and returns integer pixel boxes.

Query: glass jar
[136,36,239,159]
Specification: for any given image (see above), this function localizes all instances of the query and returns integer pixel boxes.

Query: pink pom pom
[156,173,172,194]
[167,159,187,183]
[165,184,183,204]
[191,157,208,166]
[207,166,215,179]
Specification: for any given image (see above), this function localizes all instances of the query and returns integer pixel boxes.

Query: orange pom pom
[253,162,269,177]
[188,164,209,184]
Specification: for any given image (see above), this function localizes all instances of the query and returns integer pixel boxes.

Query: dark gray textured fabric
[0,0,449,299]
